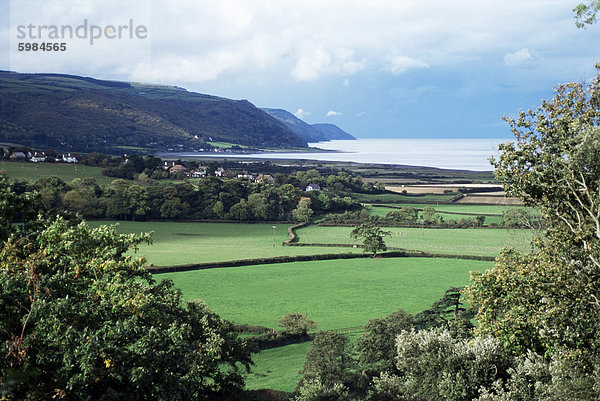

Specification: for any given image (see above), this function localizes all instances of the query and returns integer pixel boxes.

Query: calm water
[166,138,509,171]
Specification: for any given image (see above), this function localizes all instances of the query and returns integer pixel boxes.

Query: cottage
[30,152,46,163]
[62,153,78,163]
[237,171,254,181]
[9,152,27,160]
[169,164,188,174]
[191,167,207,178]
[255,174,274,184]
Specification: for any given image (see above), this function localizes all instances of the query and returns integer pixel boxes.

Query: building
[306,183,321,191]
[255,174,274,184]
[169,164,188,174]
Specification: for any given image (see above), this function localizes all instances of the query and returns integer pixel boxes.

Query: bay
[164,138,510,171]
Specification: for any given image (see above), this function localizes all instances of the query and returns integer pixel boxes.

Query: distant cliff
[262,108,356,142]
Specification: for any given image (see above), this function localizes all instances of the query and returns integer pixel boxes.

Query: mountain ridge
[0,71,307,153]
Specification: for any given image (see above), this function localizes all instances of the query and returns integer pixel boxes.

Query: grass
[208,141,248,149]
[157,257,491,391]
[0,161,116,186]
[375,203,515,215]
[155,257,490,330]
[86,221,362,266]
[296,226,534,257]
[245,342,310,392]
[366,205,504,224]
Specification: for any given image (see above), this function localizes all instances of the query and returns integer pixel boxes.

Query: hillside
[0,71,307,153]
[262,108,356,142]
[311,123,355,140]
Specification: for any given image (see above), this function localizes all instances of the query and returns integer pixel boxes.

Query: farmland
[295,225,534,256]
[87,221,363,266]
[155,257,490,329]
[0,160,116,185]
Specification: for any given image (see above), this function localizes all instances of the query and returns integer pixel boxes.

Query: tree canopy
[0,175,252,400]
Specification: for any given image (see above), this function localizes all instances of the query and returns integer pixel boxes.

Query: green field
[373,203,511,215]
[157,256,491,392]
[87,221,362,266]
[366,205,504,224]
[245,342,311,392]
[155,257,490,330]
[0,161,116,185]
[296,226,534,256]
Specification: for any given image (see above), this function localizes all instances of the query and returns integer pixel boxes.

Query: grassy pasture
[245,342,311,392]
[86,221,362,266]
[366,205,504,225]
[157,257,491,391]
[0,161,115,185]
[296,226,534,256]
[155,257,490,330]
[376,203,515,215]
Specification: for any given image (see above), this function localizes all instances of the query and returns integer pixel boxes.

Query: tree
[349,222,391,257]
[299,331,354,389]
[292,197,314,222]
[356,309,414,375]
[278,312,317,335]
[0,180,252,399]
[574,0,600,27]
[468,64,600,360]
[365,329,511,401]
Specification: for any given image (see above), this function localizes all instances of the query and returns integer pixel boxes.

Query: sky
[1,0,600,139]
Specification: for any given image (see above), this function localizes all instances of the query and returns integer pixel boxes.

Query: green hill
[0,71,307,153]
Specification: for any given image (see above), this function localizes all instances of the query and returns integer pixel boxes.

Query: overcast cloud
[2,0,600,138]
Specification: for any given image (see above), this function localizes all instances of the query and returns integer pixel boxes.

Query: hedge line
[283,222,309,245]
[146,250,494,274]
[369,204,503,217]
[146,252,386,274]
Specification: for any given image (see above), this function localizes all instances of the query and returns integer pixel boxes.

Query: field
[366,205,505,224]
[0,161,116,185]
[86,221,362,266]
[86,218,533,392]
[296,226,534,256]
[155,257,489,329]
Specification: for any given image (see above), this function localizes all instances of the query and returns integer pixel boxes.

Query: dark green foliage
[0,177,252,400]
[349,221,391,257]
[299,332,354,390]
[385,207,418,223]
[356,309,414,375]
[414,287,474,338]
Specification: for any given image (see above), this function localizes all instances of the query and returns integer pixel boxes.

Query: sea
[164,138,511,171]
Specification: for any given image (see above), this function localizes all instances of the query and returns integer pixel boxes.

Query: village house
[215,167,226,177]
[237,170,254,181]
[169,164,188,175]
[9,151,27,160]
[162,161,176,170]
[306,183,321,191]
[191,166,207,178]
[61,153,78,163]
[255,174,274,184]
[29,152,46,162]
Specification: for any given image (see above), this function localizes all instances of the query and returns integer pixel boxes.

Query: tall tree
[350,222,391,257]
[468,64,600,359]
